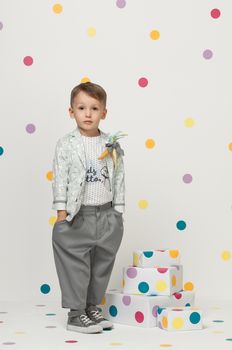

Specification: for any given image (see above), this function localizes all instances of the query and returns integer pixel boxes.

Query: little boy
[51,82,125,334]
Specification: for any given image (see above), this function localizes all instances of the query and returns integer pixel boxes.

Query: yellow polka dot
[110,343,123,346]
[160,345,173,348]
[156,280,167,292]
[101,296,106,305]
[169,250,179,258]
[172,275,176,286]
[212,330,224,334]
[81,77,91,83]
[228,142,232,151]
[184,281,194,291]
[133,253,140,266]
[172,317,184,329]
[52,3,63,13]
[87,27,96,37]
[122,279,125,288]
[162,316,168,328]
[46,171,53,181]
[138,199,148,209]
[184,118,195,128]
[150,30,160,40]
[221,250,231,261]
[145,138,156,149]
[49,216,57,226]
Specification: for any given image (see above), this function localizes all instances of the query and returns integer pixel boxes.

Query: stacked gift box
[100,249,202,330]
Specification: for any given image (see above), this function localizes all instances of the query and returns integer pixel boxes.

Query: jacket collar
[69,126,114,176]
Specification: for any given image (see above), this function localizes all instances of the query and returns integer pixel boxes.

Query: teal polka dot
[40,284,50,294]
[157,307,164,315]
[138,281,149,293]
[0,146,4,156]
[109,305,117,317]
[185,303,191,307]
[176,220,186,230]
[189,312,201,324]
[226,338,232,341]
[143,251,153,258]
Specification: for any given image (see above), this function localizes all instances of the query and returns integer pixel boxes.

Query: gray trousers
[52,201,124,310]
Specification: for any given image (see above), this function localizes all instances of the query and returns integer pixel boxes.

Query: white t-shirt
[81,134,113,205]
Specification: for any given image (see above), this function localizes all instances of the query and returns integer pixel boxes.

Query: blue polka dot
[176,220,187,230]
[189,312,201,324]
[0,146,4,156]
[109,305,117,317]
[138,281,149,293]
[157,307,164,315]
[40,284,50,294]
[143,251,153,258]
[185,303,191,307]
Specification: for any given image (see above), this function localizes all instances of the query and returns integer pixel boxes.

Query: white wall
[0,0,231,303]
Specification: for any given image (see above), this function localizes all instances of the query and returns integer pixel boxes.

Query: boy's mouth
[84,121,93,124]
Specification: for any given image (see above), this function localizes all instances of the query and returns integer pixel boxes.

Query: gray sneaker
[86,305,113,330]
[67,310,102,334]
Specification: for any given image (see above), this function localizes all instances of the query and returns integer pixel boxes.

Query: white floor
[1,297,232,350]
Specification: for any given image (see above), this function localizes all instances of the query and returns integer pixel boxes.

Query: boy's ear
[69,107,74,118]
[101,109,107,120]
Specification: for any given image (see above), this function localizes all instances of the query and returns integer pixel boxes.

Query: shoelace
[79,314,94,326]
[89,310,104,321]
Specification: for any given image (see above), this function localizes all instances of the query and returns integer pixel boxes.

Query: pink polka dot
[135,311,144,323]
[173,292,182,299]
[211,8,221,19]
[157,268,168,273]
[126,267,137,278]
[138,77,148,87]
[23,56,33,66]
[65,340,78,343]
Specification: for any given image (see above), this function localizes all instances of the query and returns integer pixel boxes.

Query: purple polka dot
[203,49,213,59]
[158,321,163,329]
[183,174,192,183]
[0,22,3,30]
[122,295,131,305]
[126,267,137,278]
[23,56,33,66]
[152,305,159,317]
[116,0,126,8]
[26,123,36,133]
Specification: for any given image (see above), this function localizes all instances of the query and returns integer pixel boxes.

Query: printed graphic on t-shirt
[85,161,110,191]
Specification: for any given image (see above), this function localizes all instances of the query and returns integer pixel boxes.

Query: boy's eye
[93,107,99,110]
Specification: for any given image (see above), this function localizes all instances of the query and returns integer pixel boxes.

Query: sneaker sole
[67,324,102,334]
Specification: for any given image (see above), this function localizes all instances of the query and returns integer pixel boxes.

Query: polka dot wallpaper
[0,1,231,301]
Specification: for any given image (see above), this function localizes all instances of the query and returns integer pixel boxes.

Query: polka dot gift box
[123,265,183,296]
[133,249,180,268]
[157,307,203,331]
[100,289,195,328]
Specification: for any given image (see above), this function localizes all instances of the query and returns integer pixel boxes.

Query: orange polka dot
[169,250,179,258]
[228,142,232,151]
[46,171,53,181]
[145,138,156,149]
[172,275,176,286]
[184,281,194,291]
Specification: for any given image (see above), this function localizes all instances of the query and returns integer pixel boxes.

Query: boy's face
[69,91,107,136]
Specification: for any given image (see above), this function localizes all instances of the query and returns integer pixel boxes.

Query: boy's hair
[70,82,107,108]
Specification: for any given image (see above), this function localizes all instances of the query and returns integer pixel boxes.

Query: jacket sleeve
[52,139,70,211]
[113,149,125,214]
